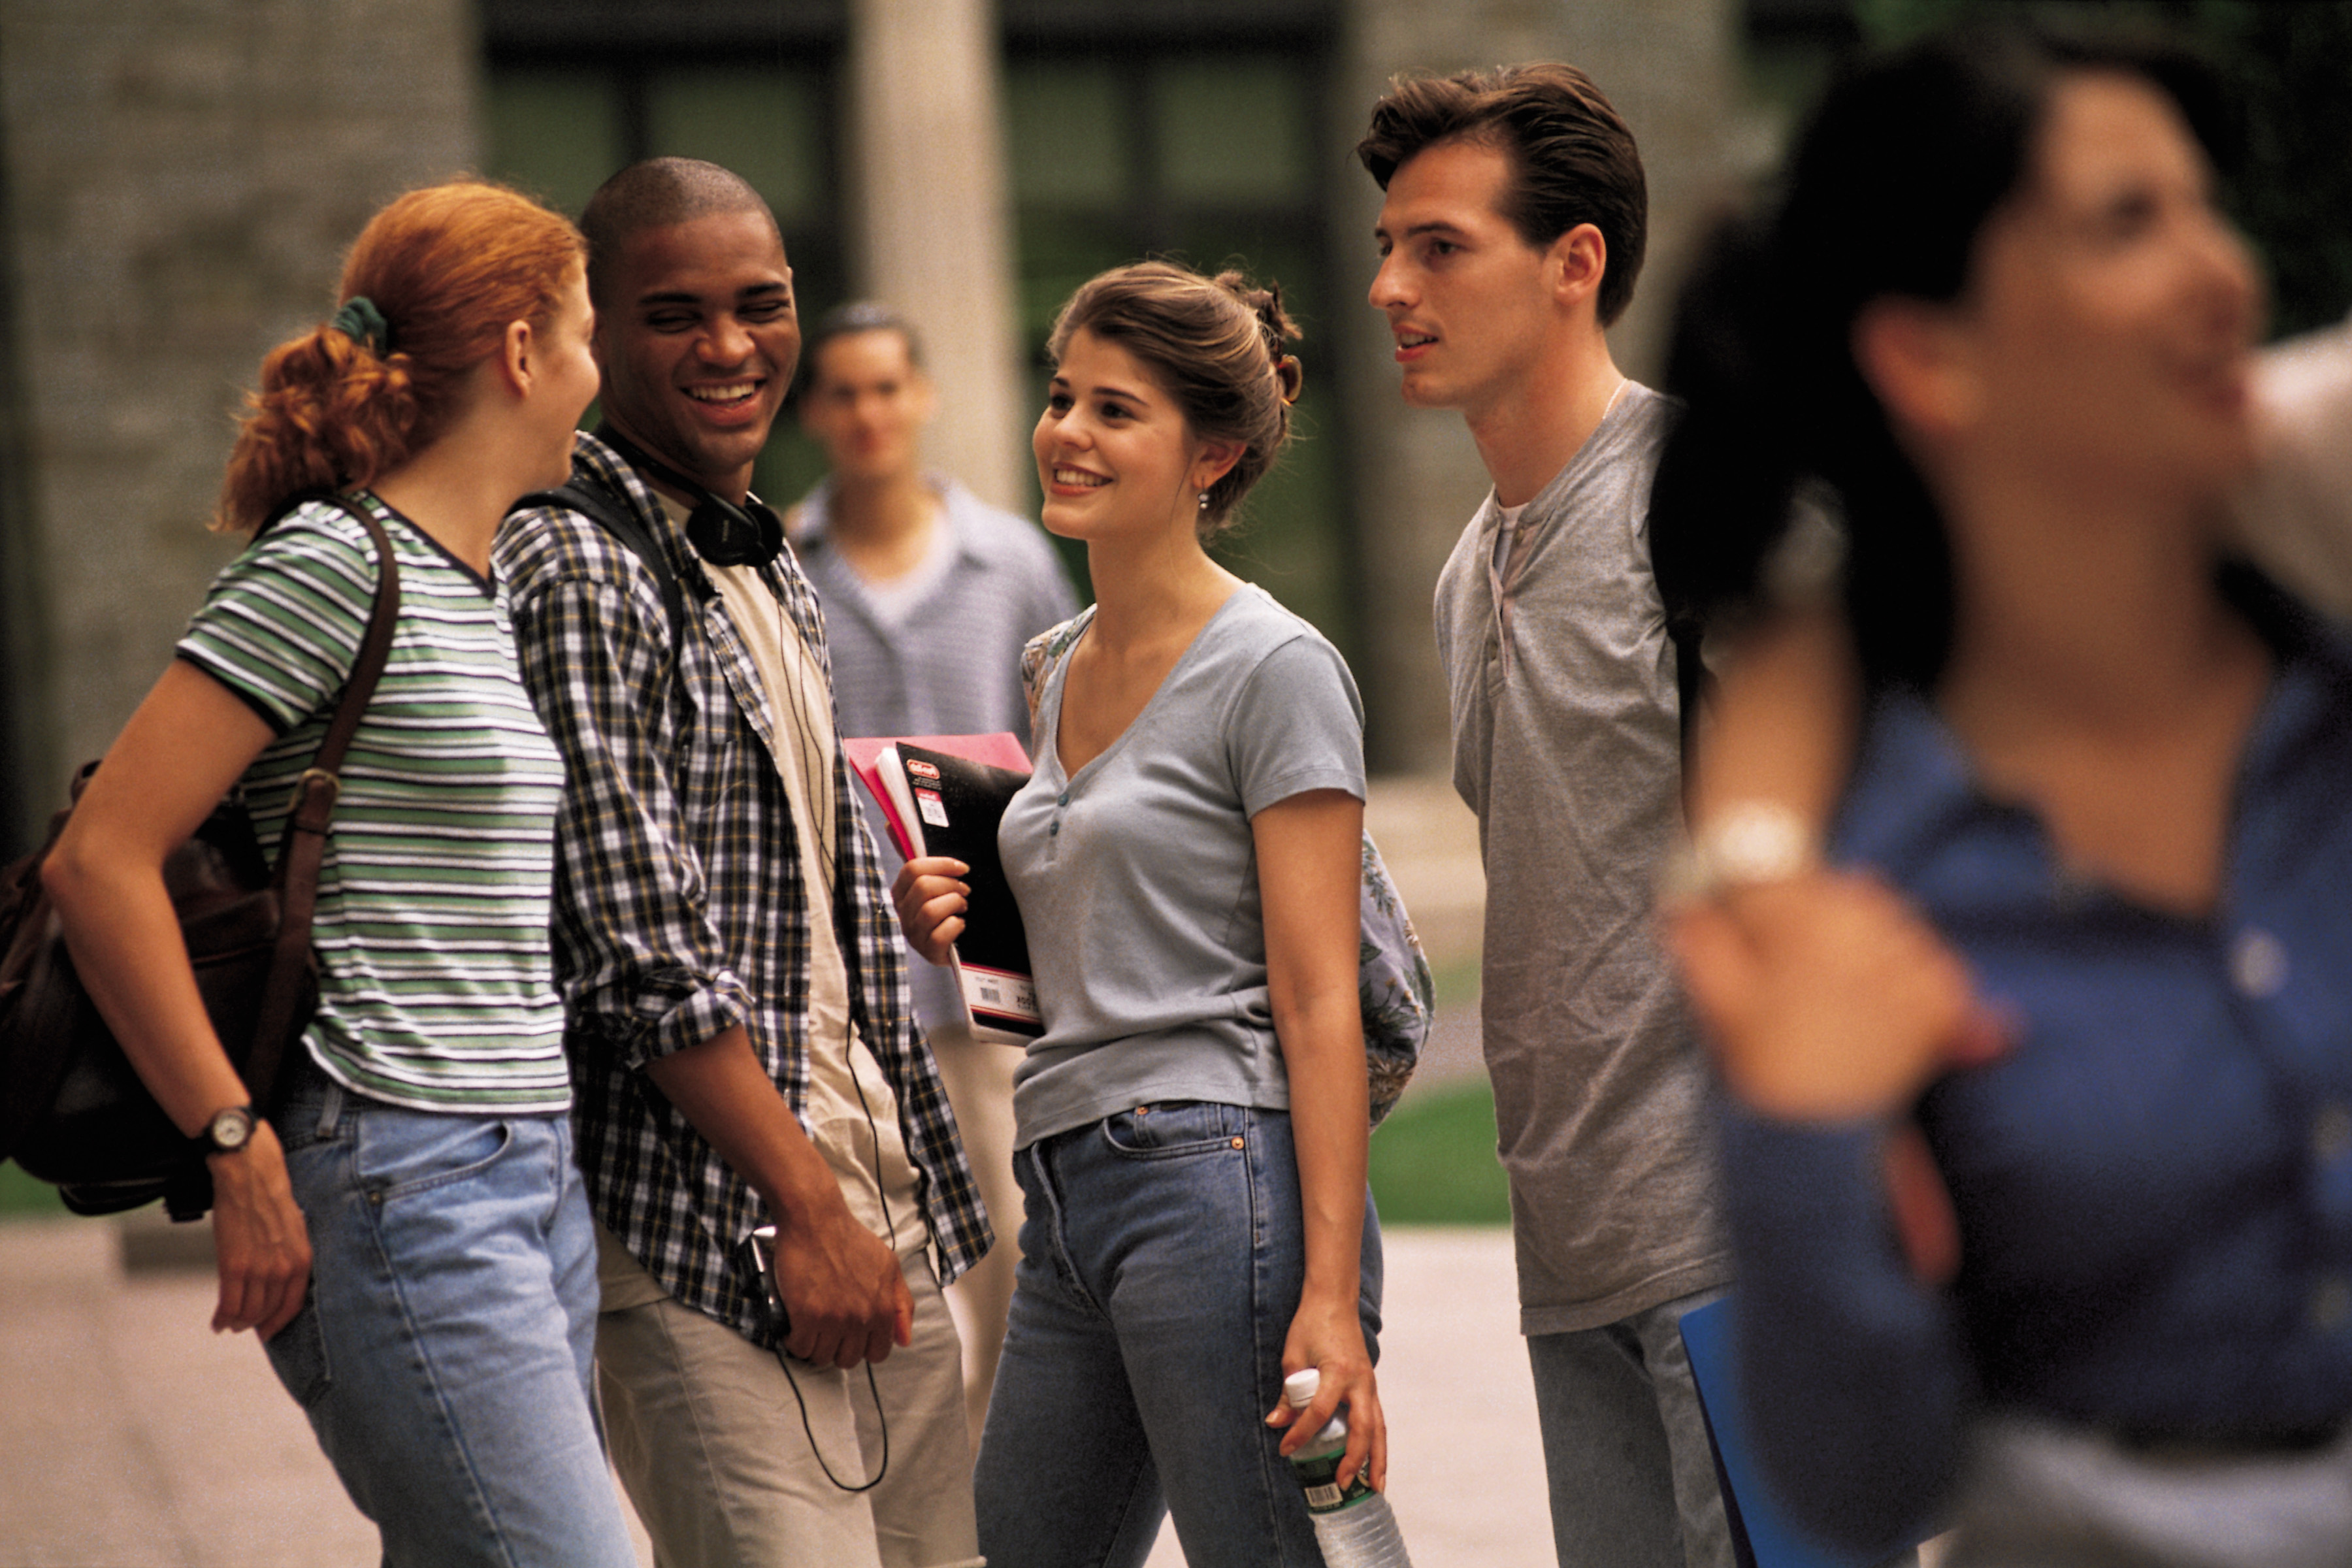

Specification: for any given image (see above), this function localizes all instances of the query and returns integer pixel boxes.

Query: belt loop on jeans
[313,1073,344,1139]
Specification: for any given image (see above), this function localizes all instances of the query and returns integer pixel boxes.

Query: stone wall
[0,0,480,843]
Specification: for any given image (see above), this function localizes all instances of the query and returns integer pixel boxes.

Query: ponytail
[1651,201,1959,694]
[216,180,584,535]
[1648,212,1810,649]
[1648,25,2195,693]
[215,321,424,534]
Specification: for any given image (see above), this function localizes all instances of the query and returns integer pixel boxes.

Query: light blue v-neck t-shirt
[1001,585,1366,1147]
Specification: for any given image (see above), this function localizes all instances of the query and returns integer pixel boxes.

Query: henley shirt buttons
[2316,1102,2352,1166]
[2312,1275,2352,1332]
[2230,928,2289,998]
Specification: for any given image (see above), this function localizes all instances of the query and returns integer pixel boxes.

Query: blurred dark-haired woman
[1652,26,2352,1567]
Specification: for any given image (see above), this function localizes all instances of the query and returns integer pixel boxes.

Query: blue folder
[1678,1296,1929,1568]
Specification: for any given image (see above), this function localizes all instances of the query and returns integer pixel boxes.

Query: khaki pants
[596,1236,979,1568]
[929,1021,1022,1447]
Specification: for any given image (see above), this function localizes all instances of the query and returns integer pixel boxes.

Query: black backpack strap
[1645,465,1710,809]
[515,471,689,648]
[1669,612,1710,785]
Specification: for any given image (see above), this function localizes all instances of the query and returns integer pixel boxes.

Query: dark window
[1002,11,1356,656]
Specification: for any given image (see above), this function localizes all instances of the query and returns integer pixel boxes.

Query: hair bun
[1216,270,1301,353]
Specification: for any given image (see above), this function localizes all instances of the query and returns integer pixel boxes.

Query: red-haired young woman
[43,180,633,1565]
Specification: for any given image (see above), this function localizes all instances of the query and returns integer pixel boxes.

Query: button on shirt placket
[1486,502,1534,685]
[2230,918,2352,1338]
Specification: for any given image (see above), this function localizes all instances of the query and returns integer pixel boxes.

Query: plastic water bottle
[1282,1367,1413,1567]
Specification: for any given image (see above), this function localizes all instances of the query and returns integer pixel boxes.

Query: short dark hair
[1357,63,1647,327]
[796,301,924,404]
[578,157,779,308]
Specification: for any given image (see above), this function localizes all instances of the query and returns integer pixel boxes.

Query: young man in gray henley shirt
[1360,65,1732,1568]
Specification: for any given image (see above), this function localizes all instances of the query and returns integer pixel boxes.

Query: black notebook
[860,738,1043,1044]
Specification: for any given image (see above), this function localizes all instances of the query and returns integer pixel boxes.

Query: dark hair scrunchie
[331,295,393,358]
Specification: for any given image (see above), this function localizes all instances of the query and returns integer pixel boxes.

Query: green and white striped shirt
[177,494,571,1112]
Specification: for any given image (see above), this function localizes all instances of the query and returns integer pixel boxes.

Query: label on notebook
[960,963,1042,1030]
[915,788,948,828]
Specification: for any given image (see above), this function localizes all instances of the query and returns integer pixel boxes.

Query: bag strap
[515,468,692,717]
[239,496,400,1113]
[515,470,689,646]
[1019,608,1095,753]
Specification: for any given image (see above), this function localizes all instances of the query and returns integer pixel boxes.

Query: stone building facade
[0,0,480,848]
[0,0,1752,852]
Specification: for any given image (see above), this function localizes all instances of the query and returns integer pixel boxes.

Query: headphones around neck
[596,423,784,569]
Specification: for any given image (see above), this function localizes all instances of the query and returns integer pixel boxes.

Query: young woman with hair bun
[43,180,635,1565]
[896,259,1386,1565]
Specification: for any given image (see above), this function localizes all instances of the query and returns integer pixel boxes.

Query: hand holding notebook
[848,734,1043,1045]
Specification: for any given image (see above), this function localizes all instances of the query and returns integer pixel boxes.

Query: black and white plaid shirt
[498,433,988,1348]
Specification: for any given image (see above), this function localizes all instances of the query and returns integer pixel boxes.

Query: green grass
[0,1161,69,1220]
[4,1049,1516,1232]
[1368,1077,1511,1227]
[1428,956,1482,1016]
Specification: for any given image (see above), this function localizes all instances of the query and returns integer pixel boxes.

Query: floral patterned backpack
[1021,610,1433,1126]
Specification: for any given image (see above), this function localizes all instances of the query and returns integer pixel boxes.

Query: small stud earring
[1196,491,1211,512]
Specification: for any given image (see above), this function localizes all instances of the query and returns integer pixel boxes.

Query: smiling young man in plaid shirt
[497,157,989,1568]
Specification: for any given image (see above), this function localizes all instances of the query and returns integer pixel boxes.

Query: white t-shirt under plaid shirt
[175,493,571,1113]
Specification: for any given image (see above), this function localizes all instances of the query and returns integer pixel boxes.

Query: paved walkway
[1,779,1950,1565]
[0,776,1525,1565]
[0,1214,1553,1567]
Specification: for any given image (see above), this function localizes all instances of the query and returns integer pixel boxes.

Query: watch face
[208,1107,255,1152]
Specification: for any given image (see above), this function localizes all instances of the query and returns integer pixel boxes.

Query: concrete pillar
[843,0,1026,514]
[1331,0,1756,772]
[0,0,480,839]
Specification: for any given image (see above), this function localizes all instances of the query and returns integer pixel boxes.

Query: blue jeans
[262,1054,636,1567]
[1528,1288,1734,1568]
[974,1101,1383,1568]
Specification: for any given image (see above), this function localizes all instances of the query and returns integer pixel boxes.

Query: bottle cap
[1282,1368,1320,1409]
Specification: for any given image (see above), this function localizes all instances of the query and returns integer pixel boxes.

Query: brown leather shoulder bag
[0,497,399,1219]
